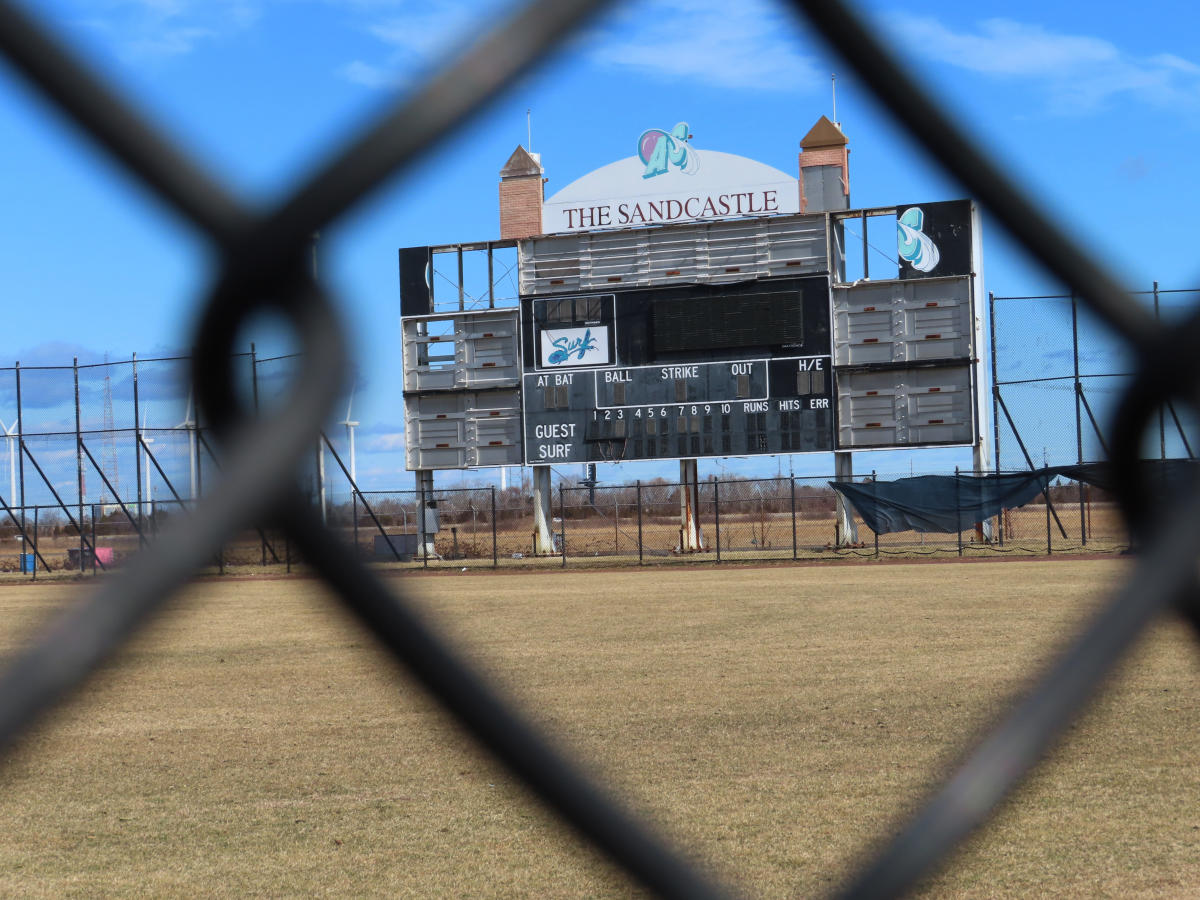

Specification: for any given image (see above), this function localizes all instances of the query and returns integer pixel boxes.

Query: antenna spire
[831,73,838,127]
[526,108,532,151]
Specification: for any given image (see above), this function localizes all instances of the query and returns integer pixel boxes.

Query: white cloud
[333,0,507,90]
[588,0,821,92]
[883,14,1200,113]
[335,0,822,94]
[338,59,404,89]
[365,432,405,452]
[70,0,259,62]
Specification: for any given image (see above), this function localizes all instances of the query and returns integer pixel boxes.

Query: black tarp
[830,472,1051,535]
[831,460,1198,535]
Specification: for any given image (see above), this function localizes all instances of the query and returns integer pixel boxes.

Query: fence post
[990,290,1004,547]
[1071,292,1086,546]
[91,505,97,576]
[636,480,643,565]
[714,478,721,564]
[421,484,428,569]
[31,506,37,582]
[1045,481,1053,556]
[559,484,566,569]
[873,470,879,559]
[955,466,962,557]
[73,358,84,574]
[133,354,144,549]
[352,490,359,562]
[1154,282,1165,459]
[790,475,797,560]
[15,364,24,547]
[490,486,497,568]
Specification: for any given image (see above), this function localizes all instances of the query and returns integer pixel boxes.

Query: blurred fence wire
[0,1,1197,898]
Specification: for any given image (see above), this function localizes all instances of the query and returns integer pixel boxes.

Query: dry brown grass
[0,560,1195,897]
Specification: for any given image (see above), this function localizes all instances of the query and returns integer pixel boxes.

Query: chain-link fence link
[2,1,1199,898]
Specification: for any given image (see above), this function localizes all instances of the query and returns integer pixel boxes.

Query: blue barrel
[19,553,35,574]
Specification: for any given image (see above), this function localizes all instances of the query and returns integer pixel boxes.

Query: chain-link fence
[0,351,339,577]
[0,359,1141,575]
[992,286,1199,470]
[2,1,1199,898]
[26,472,1102,576]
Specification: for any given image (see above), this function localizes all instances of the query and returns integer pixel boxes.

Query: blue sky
[1,0,1197,498]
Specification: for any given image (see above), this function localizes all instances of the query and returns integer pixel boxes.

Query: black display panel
[398,246,433,317]
[521,356,832,463]
[519,275,830,373]
[652,289,804,353]
[518,274,833,464]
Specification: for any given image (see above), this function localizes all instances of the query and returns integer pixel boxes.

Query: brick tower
[798,115,849,213]
[498,146,544,240]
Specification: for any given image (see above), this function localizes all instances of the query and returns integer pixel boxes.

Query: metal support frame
[0,493,50,573]
[995,393,1069,540]
[20,441,106,570]
[678,459,704,552]
[320,431,400,561]
[79,439,145,543]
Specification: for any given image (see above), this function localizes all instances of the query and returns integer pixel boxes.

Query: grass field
[0,560,1196,897]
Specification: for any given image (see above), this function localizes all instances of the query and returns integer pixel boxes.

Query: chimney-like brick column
[798,116,849,214]
[498,146,544,239]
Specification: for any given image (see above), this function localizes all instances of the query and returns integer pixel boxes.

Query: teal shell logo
[638,122,700,179]
[897,207,941,273]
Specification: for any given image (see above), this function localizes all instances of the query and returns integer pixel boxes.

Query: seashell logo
[896,206,941,273]
[638,122,700,179]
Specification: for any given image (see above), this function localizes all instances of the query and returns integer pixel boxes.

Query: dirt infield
[0,559,1194,897]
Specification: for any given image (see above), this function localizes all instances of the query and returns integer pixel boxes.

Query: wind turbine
[140,408,154,512]
[0,416,17,503]
[177,388,198,503]
[340,387,359,491]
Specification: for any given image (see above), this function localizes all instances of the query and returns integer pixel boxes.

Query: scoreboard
[400,201,983,472]
[520,276,834,464]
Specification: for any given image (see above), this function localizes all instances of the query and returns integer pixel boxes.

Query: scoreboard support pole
[416,469,437,559]
[679,459,705,552]
[532,465,555,555]
[834,451,858,546]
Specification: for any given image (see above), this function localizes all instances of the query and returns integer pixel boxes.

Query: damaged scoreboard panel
[519,276,834,464]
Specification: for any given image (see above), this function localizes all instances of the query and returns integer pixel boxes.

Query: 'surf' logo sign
[638,122,700,179]
[547,328,598,365]
[897,206,941,273]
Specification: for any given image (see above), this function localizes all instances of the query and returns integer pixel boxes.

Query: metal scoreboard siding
[831,200,981,451]
[402,309,524,470]
[519,276,835,464]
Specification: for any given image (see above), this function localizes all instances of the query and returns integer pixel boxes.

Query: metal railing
[0,1,1195,898]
